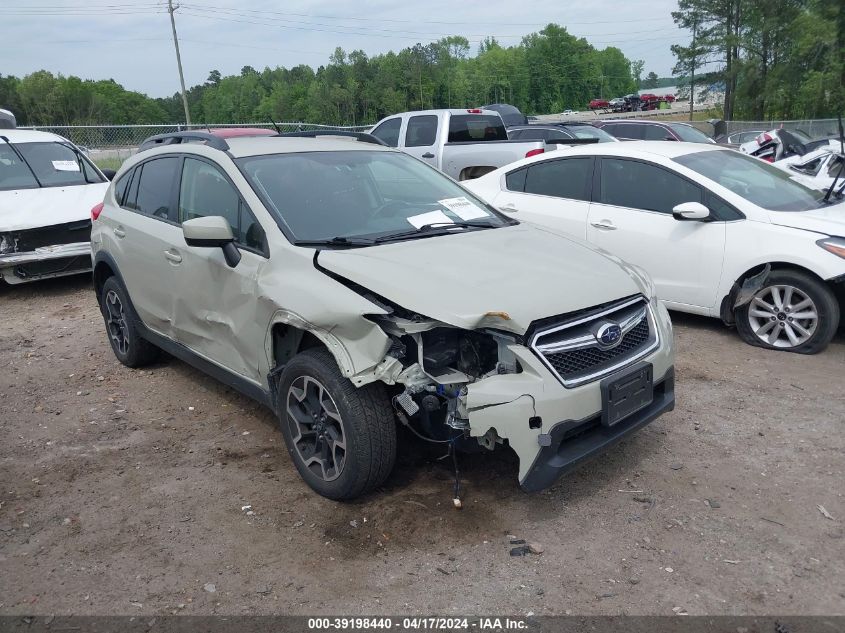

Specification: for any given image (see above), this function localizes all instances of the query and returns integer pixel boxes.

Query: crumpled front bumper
[0,241,91,265]
[463,299,675,491]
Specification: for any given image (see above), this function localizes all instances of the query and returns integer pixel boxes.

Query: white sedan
[464,141,845,353]
[1,129,111,284]
[775,148,844,192]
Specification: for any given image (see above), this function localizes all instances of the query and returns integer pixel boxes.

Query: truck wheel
[99,277,160,367]
[735,269,839,354]
[277,348,397,500]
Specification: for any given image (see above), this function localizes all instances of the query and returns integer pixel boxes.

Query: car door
[586,157,727,310]
[401,114,439,167]
[108,156,184,337]
[493,156,594,240]
[169,156,270,383]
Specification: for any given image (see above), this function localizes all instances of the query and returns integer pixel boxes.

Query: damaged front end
[342,290,675,493]
[0,219,92,284]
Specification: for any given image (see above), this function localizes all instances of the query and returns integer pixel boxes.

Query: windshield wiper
[0,135,43,187]
[294,236,376,248]
[372,220,496,244]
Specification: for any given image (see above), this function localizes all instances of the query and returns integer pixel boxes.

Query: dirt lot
[1,275,843,616]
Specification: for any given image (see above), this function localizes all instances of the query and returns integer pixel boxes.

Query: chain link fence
[687,118,841,140]
[19,122,371,166]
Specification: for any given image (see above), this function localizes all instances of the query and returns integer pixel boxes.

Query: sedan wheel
[746,284,817,349]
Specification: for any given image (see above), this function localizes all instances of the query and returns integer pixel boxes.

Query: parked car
[715,130,766,145]
[776,148,844,191]
[589,99,610,110]
[369,109,545,180]
[541,121,620,143]
[1,129,111,284]
[463,141,845,354]
[480,103,528,127]
[91,130,675,499]
[507,124,615,148]
[0,108,16,129]
[594,120,716,144]
[740,128,841,163]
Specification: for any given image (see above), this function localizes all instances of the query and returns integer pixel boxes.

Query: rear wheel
[99,277,159,367]
[735,270,839,354]
[277,348,396,500]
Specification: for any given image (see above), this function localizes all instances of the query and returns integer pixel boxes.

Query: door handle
[498,203,519,213]
[422,152,435,159]
[164,249,182,264]
[590,220,617,230]
[113,227,126,238]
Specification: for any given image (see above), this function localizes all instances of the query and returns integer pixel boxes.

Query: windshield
[563,126,616,143]
[236,150,507,243]
[667,124,715,144]
[674,149,826,211]
[0,141,104,191]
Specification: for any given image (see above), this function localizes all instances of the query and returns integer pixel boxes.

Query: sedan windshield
[236,150,508,243]
[674,149,825,211]
[562,125,616,143]
[0,141,104,191]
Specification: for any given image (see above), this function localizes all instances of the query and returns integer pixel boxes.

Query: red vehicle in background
[589,98,610,110]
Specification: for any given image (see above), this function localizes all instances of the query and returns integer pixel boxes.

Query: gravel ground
[1,275,843,616]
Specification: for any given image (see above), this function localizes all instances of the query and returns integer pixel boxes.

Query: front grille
[530,296,658,387]
[1,220,91,253]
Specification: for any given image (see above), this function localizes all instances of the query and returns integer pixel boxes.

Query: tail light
[91,202,104,221]
[466,109,483,113]
[525,148,544,158]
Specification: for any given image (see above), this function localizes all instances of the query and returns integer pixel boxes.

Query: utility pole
[167,0,191,126]
[689,16,697,122]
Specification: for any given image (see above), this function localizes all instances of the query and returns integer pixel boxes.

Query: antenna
[268,118,282,134]
[822,113,844,203]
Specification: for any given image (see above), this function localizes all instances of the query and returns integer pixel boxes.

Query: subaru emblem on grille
[596,322,623,349]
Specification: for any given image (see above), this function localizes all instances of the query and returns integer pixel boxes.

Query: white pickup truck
[369,109,546,180]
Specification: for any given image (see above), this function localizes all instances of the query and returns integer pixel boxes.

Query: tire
[735,269,839,354]
[277,348,397,500]
[99,277,160,367]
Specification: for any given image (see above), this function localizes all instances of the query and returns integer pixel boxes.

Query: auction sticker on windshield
[406,210,454,228]
[52,160,80,171]
[438,196,488,220]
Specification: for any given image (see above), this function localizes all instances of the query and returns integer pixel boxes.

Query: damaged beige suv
[91,130,675,500]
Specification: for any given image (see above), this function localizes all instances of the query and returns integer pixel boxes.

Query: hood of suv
[317,224,642,334]
[768,203,845,237]
[0,183,108,232]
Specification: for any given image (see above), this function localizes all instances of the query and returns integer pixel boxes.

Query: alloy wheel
[105,289,130,355]
[747,284,818,349]
[286,376,347,482]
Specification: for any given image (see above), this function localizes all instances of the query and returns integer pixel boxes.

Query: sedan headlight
[818,237,845,259]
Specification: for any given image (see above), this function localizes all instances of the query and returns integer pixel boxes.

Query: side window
[643,125,669,141]
[113,171,131,205]
[514,128,550,141]
[827,155,844,179]
[705,191,743,221]
[508,129,524,140]
[371,118,401,148]
[523,158,592,201]
[132,157,179,219]
[505,167,527,192]
[178,157,266,252]
[405,115,438,147]
[599,158,701,213]
[621,124,646,140]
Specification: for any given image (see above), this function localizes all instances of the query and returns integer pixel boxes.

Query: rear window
[448,115,507,142]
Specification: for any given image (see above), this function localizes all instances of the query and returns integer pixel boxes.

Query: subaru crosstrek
[91,130,675,500]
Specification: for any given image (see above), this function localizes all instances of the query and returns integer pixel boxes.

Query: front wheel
[735,270,839,354]
[277,348,397,500]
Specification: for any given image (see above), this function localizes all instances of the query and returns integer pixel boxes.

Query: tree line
[0,24,638,126]
[672,0,844,120]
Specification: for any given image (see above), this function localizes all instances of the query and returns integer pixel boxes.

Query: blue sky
[1,0,689,98]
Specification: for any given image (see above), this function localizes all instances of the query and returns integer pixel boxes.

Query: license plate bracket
[601,362,654,427]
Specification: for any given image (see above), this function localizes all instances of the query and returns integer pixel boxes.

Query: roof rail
[277,130,387,146]
[138,131,230,153]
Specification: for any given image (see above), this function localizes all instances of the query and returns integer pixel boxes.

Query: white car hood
[768,203,845,237]
[0,183,108,232]
[317,223,642,335]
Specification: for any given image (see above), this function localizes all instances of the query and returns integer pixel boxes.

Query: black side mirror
[101,168,116,181]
